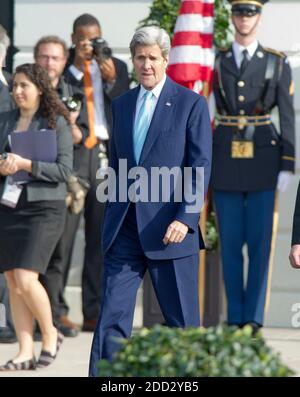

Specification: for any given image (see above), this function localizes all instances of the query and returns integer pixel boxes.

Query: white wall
[14,0,152,67]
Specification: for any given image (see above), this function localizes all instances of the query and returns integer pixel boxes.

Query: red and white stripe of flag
[167,0,215,104]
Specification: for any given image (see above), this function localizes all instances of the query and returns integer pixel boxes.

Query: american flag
[168,0,215,108]
[167,0,216,320]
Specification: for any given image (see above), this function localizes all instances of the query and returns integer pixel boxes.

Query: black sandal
[0,357,36,371]
[37,331,64,369]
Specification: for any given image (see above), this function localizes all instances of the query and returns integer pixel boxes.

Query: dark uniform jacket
[211,43,295,192]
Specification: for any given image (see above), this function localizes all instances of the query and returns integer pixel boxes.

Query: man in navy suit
[89,26,212,376]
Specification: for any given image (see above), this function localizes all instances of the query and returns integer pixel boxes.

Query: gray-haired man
[89,26,212,376]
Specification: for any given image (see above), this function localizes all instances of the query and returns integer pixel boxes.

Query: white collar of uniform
[233,40,258,60]
[68,59,99,81]
[138,73,167,101]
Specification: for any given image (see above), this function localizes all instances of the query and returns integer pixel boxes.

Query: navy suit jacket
[102,76,212,260]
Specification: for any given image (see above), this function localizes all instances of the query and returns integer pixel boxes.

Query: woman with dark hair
[0,63,73,371]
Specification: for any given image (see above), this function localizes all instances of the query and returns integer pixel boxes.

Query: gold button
[271,140,277,145]
[238,81,245,87]
[239,109,245,115]
[238,116,247,130]
[238,95,245,102]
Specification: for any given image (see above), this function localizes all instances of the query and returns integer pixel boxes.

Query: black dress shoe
[0,328,17,344]
[82,319,97,332]
[57,323,79,338]
[59,316,80,331]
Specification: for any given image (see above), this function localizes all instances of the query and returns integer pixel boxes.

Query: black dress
[0,187,66,274]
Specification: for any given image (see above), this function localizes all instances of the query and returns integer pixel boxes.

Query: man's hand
[69,110,83,144]
[98,58,116,82]
[69,109,80,126]
[163,220,189,245]
[74,39,93,67]
[289,244,300,269]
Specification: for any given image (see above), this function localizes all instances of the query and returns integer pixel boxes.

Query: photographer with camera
[34,35,90,338]
[65,13,129,332]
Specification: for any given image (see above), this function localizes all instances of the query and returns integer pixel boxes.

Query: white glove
[276,171,293,192]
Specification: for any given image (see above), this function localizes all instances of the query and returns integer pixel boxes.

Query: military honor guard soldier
[212,0,295,333]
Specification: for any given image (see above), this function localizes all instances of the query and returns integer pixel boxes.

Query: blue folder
[10,129,57,182]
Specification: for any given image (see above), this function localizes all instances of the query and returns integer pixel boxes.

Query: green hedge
[97,324,294,377]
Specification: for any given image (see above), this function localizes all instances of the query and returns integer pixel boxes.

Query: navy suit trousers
[89,204,200,376]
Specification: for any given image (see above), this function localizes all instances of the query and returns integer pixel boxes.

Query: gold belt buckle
[238,116,248,130]
[231,140,254,158]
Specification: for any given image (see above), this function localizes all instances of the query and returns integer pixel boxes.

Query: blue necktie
[133,90,153,164]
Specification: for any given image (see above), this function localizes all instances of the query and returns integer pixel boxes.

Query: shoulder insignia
[264,47,285,58]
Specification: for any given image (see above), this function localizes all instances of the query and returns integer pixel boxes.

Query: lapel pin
[257,51,264,58]
[166,102,171,106]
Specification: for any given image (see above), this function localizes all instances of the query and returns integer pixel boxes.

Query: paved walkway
[0,328,300,377]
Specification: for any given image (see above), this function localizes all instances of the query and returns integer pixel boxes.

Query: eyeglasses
[36,55,65,62]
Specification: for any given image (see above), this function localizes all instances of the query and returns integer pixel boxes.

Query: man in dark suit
[62,14,130,332]
[89,26,212,376]
[34,35,89,337]
[0,24,16,344]
[212,0,295,333]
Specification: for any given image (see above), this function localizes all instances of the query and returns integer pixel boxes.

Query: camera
[91,38,112,62]
[61,92,83,112]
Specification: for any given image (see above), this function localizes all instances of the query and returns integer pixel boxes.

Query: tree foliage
[139,0,232,48]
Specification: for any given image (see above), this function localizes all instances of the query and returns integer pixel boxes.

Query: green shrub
[97,324,294,377]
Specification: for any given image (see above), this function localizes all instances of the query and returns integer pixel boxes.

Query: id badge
[0,177,23,208]
[231,140,254,159]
